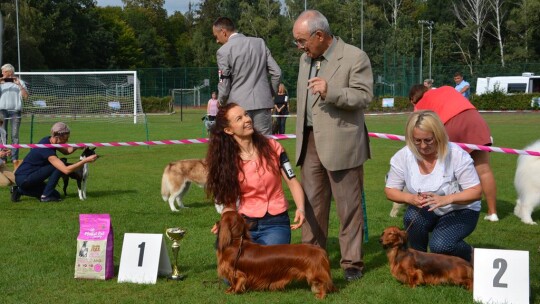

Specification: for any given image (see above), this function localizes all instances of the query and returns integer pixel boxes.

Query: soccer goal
[171,80,209,121]
[17,71,144,124]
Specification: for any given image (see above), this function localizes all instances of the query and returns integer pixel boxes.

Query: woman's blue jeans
[244,211,291,245]
[0,110,21,161]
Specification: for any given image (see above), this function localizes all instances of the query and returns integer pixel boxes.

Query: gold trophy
[165,227,186,280]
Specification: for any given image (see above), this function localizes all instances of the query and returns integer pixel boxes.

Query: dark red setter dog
[379,226,473,290]
[216,210,336,299]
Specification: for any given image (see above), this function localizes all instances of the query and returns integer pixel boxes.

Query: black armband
[280,152,296,180]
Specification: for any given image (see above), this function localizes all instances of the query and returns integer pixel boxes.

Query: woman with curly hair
[206,103,305,245]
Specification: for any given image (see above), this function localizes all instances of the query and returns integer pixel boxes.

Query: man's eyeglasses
[413,137,435,145]
[293,30,318,48]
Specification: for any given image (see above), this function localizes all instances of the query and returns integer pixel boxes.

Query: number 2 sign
[473,248,529,304]
[117,233,172,284]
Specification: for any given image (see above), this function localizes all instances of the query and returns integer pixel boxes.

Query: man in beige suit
[293,10,373,282]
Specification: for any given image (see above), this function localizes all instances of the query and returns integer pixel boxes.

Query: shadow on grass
[489,199,517,220]
[324,235,389,289]
[176,201,213,209]
[63,189,138,198]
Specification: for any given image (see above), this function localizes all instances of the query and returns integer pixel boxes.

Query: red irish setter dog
[216,210,336,299]
[379,226,473,290]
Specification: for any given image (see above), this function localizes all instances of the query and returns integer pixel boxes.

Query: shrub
[369,96,413,112]
[288,92,540,114]
[471,92,540,111]
[142,96,171,113]
[288,96,414,113]
[288,97,296,113]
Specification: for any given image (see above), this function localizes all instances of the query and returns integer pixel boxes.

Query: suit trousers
[300,130,365,271]
[247,108,272,135]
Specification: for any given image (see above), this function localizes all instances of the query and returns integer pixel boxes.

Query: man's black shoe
[344,268,363,282]
[40,196,62,203]
[11,186,21,202]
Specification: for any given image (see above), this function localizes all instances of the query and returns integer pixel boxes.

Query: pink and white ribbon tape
[0,134,294,149]
[2,133,538,156]
[368,132,540,156]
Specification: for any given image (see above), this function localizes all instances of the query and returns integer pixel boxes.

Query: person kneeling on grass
[11,122,98,203]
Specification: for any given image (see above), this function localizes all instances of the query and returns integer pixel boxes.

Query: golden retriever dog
[216,210,336,299]
[514,140,540,225]
[161,159,207,212]
[379,226,473,290]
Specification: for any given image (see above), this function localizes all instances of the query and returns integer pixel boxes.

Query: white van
[476,72,540,95]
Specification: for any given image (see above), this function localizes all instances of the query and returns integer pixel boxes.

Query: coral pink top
[414,86,476,124]
[237,139,288,218]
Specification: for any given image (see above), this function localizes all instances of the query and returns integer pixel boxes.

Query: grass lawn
[0,109,539,304]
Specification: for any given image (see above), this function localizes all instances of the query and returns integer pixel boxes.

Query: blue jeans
[244,211,291,245]
[0,110,21,161]
[404,206,479,262]
[15,163,62,199]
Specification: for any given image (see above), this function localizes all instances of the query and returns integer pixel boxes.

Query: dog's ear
[240,216,251,240]
[217,215,233,252]
[399,229,408,246]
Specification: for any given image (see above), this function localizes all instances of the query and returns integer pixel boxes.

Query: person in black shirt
[273,83,289,134]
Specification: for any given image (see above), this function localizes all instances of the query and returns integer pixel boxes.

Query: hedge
[142,92,540,114]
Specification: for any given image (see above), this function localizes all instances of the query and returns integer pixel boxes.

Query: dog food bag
[74,214,114,280]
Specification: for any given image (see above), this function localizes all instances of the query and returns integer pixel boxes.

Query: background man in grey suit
[292,10,373,282]
[212,17,281,135]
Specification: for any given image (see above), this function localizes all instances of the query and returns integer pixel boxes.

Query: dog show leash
[405,189,425,232]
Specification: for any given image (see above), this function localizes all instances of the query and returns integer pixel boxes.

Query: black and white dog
[61,147,97,200]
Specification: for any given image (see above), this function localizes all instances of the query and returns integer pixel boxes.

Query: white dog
[161,159,207,212]
[514,140,540,225]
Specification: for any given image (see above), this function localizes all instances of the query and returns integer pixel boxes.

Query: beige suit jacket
[295,37,373,171]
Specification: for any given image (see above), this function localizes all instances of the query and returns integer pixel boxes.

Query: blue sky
[95,0,201,15]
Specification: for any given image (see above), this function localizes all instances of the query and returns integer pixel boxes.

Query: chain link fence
[137,62,540,106]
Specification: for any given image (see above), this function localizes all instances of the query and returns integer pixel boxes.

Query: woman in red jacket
[409,84,498,222]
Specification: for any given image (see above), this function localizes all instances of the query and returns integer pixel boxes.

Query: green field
[1,110,539,304]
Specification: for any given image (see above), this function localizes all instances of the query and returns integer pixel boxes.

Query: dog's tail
[161,164,171,201]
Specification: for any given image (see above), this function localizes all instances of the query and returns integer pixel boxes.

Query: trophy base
[167,274,186,281]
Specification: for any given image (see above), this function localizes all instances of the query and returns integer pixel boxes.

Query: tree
[97,6,144,69]
[123,0,166,13]
[238,0,281,40]
[486,0,507,67]
[453,0,490,63]
[0,0,47,69]
[122,5,170,67]
[505,0,540,62]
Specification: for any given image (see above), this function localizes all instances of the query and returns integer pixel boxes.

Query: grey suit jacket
[295,37,373,171]
[216,33,281,110]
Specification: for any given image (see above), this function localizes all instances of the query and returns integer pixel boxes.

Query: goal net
[171,80,210,109]
[17,71,144,124]
[172,88,201,108]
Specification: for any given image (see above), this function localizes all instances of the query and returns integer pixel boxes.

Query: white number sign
[473,248,529,304]
[117,233,172,284]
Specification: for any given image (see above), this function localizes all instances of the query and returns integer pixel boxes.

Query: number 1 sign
[473,248,529,304]
[117,233,172,284]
